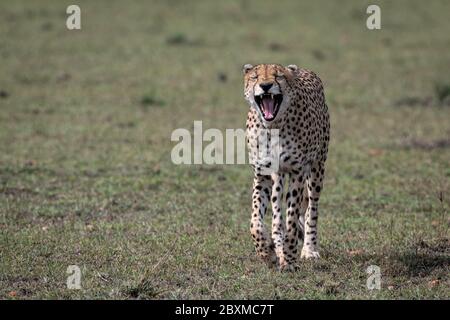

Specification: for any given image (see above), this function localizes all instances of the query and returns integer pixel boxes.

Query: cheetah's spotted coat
[243,63,330,271]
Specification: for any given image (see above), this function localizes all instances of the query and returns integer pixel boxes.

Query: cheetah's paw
[300,248,320,260]
[279,259,299,272]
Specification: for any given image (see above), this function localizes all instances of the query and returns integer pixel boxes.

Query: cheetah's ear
[286,64,299,74]
[242,64,254,74]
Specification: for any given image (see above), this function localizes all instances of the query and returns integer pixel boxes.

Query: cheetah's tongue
[262,96,275,119]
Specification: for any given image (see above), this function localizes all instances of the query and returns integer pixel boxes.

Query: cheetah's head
[243,63,299,124]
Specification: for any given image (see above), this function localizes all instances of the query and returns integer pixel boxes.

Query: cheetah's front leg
[301,162,325,259]
[250,174,277,267]
[279,174,304,271]
[270,173,285,264]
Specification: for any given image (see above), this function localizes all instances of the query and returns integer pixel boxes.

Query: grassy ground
[0,0,449,299]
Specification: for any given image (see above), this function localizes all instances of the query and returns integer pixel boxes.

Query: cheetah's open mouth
[254,93,283,121]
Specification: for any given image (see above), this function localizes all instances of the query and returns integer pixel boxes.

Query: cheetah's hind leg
[300,161,325,260]
[298,185,308,244]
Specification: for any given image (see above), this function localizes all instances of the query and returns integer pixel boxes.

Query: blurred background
[0,0,449,299]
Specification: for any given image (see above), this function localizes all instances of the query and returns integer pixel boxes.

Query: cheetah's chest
[247,127,317,174]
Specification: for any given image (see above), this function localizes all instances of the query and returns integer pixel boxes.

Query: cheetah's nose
[259,82,273,92]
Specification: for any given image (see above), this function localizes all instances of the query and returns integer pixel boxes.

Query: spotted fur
[243,63,330,271]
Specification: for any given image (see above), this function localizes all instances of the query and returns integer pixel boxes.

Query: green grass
[0,0,449,299]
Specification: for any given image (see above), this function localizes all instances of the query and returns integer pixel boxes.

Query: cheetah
[243,63,330,271]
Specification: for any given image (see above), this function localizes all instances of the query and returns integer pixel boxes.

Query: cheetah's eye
[250,75,258,80]
[276,74,285,80]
